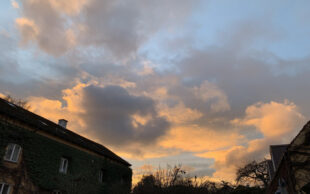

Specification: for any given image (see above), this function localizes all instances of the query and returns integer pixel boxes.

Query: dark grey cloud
[79,1,140,58]
[82,85,170,146]
[17,0,200,58]
[18,0,72,56]
[79,0,200,58]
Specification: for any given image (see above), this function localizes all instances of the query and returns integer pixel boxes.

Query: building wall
[289,122,310,193]
[0,120,132,194]
[0,153,46,194]
[267,122,310,194]
[266,153,295,194]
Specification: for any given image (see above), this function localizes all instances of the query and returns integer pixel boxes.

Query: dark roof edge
[0,98,131,166]
[270,144,290,147]
[289,120,310,147]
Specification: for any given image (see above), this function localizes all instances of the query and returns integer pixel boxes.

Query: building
[266,121,310,194]
[0,98,132,194]
[267,144,289,180]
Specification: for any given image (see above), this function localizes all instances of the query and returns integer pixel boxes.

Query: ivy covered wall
[0,120,132,194]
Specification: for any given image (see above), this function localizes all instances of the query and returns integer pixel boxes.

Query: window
[59,157,68,174]
[53,190,61,194]
[121,175,128,184]
[98,169,106,183]
[4,143,21,163]
[0,183,10,194]
[305,132,310,145]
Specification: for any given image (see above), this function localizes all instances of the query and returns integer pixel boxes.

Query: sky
[1,0,310,184]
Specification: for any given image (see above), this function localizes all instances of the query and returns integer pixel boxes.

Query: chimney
[58,119,68,128]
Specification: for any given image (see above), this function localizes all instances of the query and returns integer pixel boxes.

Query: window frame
[98,169,106,183]
[53,190,62,194]
[59,157,69,174]
[0,183,11,194]
[3,143,22,163]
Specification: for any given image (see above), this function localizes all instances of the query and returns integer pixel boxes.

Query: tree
[3,94,30,110]
[132,164,266,194]
[236,160,269,188]
[153,164,191,188]
[132,175,161,194]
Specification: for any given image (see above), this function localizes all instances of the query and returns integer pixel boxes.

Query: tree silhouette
[3,94,30,110]
[236,160,269,188]
[132,164,265,194]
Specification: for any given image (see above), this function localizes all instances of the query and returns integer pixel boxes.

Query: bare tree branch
[236,160,269,188]
[3,94,31,110]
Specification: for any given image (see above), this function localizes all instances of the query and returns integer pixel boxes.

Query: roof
[266,159,275,180]
[266,122,310,193]
[269,144,289,171]
[0,97,131,166]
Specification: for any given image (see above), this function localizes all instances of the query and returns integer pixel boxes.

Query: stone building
[266,121,310,194]
[0,98,132,194]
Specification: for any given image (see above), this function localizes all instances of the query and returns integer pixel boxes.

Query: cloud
[16,18,39,44]
[16,0,76,55]
[159,125,244,153]
[82,85,170,146]
[25,82,171,157]
[16,0,199,58]
[198,100,306,182]
[11,0,19,8]
[193,81,230,112]
[232,100,305,138]
[28,84,88,135]
[48,0,88,15]
[159,102,203,124]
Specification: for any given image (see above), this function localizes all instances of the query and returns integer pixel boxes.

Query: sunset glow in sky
[1,0,310,184]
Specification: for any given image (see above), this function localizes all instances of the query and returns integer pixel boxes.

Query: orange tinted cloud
[159,125,245,152]
[15,18,39,44]
[27,83,90,136]
[198,100,306,182]
[159,102,203,124]
[48,0,88,15]
[232,100,305,138]
[20,82,307,183]
[11,0,19,8]
[27,96,86,135]
[27,82,173,160]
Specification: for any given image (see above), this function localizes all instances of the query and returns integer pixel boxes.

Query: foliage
[235,160,269,188]
[0,120,132,194]
[3,95,30,110]
[132,165,265,194]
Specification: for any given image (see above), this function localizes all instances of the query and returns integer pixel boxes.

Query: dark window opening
[99,169,107,183]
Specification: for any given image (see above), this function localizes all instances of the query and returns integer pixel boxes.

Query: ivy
[0,121,132,194]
